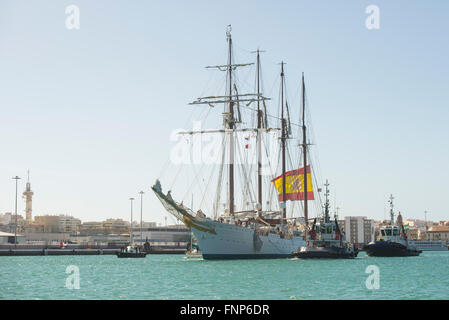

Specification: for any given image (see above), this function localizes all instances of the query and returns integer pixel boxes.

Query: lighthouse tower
[23,170,34,223]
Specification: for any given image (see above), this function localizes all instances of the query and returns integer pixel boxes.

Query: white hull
[189,218,306,259]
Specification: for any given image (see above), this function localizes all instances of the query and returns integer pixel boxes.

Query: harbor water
[1,251,448,300]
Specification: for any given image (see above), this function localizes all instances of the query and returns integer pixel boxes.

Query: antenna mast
[388,194,395,226]
[324,180,330,223]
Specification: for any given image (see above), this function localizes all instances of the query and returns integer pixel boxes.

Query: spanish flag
[271,166,314,201]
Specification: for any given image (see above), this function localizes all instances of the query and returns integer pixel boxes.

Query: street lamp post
[139,191,144,244]
[12,176,21,247]
[129,197,135,245]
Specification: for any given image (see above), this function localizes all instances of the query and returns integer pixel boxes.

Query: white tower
[23,170,34,223]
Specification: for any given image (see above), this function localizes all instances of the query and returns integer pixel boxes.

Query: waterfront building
[33,215,81,233]
[0,231,26,244]
[79,219,139,235]
[424,226,449,242]
[131,225,190,246]
[24,232,70,244]
[343,216,374,248]
[79,221,103,235]
[101,218,129,234]
[33,215,60,233]
[406,227,420,240]
[0,213,25,233]
[58,215,81,234]
[0,212,13,225]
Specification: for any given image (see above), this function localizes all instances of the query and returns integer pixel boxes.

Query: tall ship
[152,26,324,259]
[364,195,421,257]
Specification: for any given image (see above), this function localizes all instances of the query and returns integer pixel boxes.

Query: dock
[0,248,120,256]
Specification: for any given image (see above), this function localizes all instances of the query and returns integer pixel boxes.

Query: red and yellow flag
[271,166,314,201]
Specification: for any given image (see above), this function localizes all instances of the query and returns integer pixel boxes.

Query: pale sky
[0,0,448,225]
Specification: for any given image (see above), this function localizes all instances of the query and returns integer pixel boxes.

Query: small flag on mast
[271,165,314,201]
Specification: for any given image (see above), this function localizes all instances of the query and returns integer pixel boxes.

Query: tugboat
[116,245,146,258]
[364,195,421,257]
[292,181,358,259]
[116,197,147,258]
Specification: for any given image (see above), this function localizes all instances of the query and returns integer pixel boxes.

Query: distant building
[404,219,429,232]
[79,221,103,235]
[58,215,81,233]
[406,227,420,240]
[0,213,25,233]
[0,212,13,225]
[343,216,374,248]
[424,226,449,242]
[101,219,129,234]
[33,215,81,233]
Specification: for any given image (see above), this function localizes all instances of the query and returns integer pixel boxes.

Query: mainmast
[280,62,287,222]
[226,26,235,216]
[301,73,309,229]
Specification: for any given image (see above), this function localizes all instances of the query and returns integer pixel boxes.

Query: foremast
[186,26,270,219]
[255,49,264,218]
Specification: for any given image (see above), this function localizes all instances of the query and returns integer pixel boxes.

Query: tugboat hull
[116,252,147,258]
[364,241,421,257]
[293,246,358,259]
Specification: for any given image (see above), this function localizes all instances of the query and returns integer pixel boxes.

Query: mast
[129,197,135,245]
[186,26,269,218]
[227,25,235,216]
[301,73,309,229]
[388,194,395,226]
[324,180,330,223]
[280,62,287,222]
[256,49,263,217]
[139,191,144,244]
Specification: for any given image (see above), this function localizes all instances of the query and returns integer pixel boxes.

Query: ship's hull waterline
[189,219,306,260]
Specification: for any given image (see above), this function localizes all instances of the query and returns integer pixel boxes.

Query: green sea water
[1,251,448,300]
